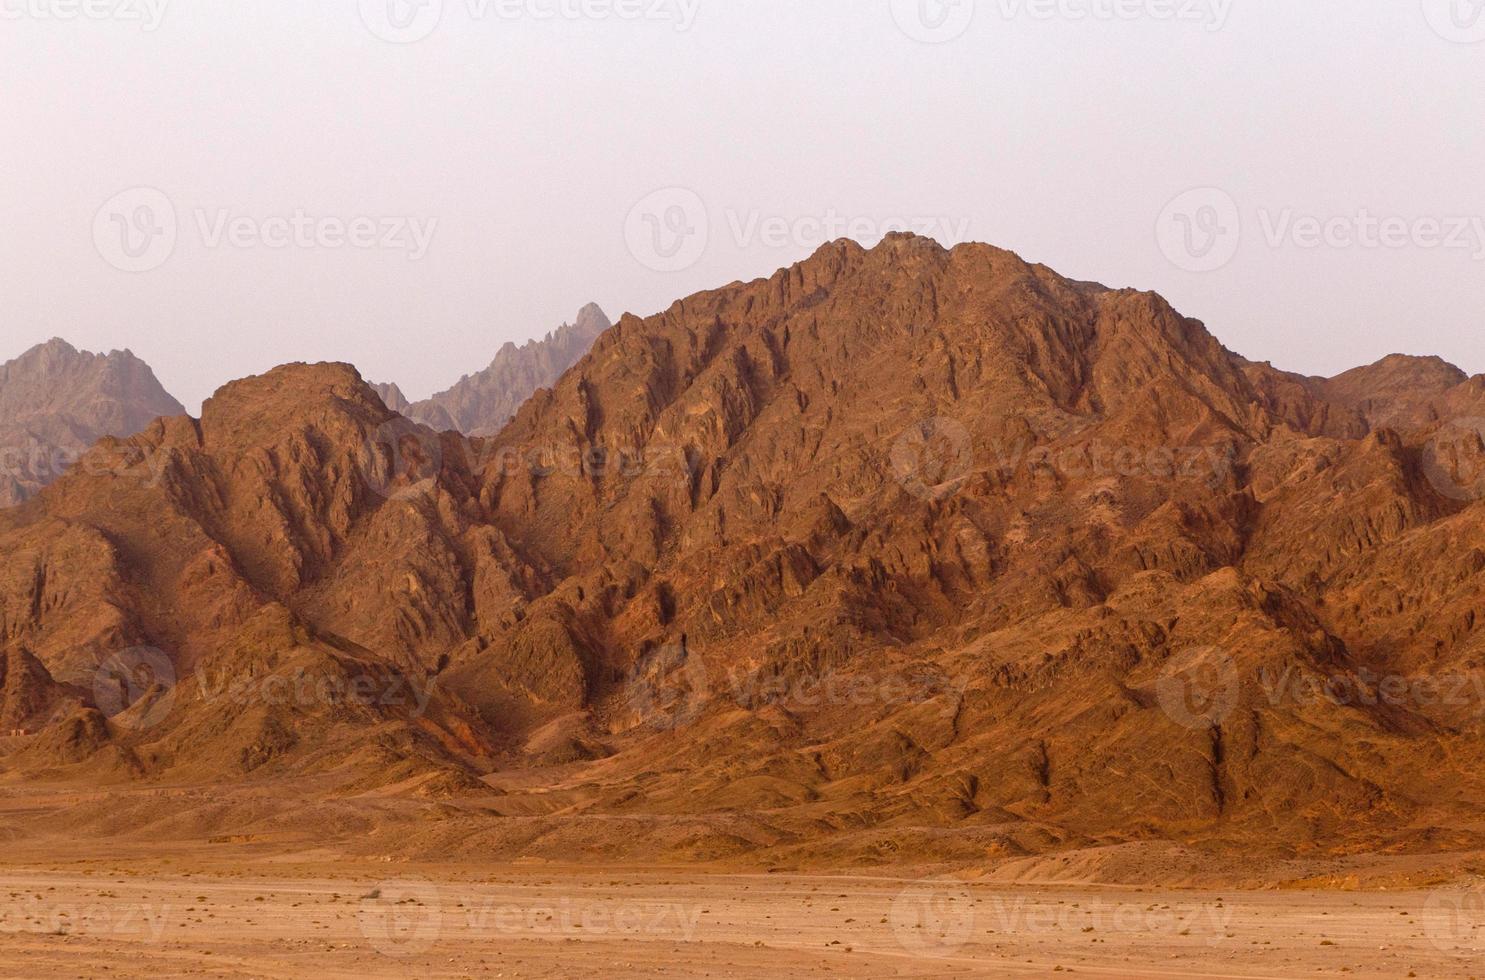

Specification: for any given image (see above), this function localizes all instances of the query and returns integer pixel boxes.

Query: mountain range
[0,304,609,506]
[4,236,1485,878]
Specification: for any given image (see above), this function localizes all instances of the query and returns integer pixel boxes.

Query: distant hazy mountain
[369,382,411,414]
[381,304,610,435]
[0,339,185,506]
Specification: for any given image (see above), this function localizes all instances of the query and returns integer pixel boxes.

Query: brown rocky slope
[4,236,1485,875]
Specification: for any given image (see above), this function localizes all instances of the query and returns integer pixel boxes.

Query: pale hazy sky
[2,0,1483,411]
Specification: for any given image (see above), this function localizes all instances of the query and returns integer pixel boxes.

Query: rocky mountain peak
[0,339,185,506]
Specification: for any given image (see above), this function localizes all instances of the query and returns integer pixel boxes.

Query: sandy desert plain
[1,788,1483,979]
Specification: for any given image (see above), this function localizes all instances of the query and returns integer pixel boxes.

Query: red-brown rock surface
[5,237,1485,873]
[0,339,185,506]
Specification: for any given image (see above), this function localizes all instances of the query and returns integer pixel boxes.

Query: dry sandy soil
[2,857,1483,979]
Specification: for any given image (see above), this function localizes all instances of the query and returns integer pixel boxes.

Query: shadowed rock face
[0,339,185,506]
[5,236,1485,866]
[388,304,612,436]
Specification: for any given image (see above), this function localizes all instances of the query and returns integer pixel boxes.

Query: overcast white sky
[2,0,1483,411]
